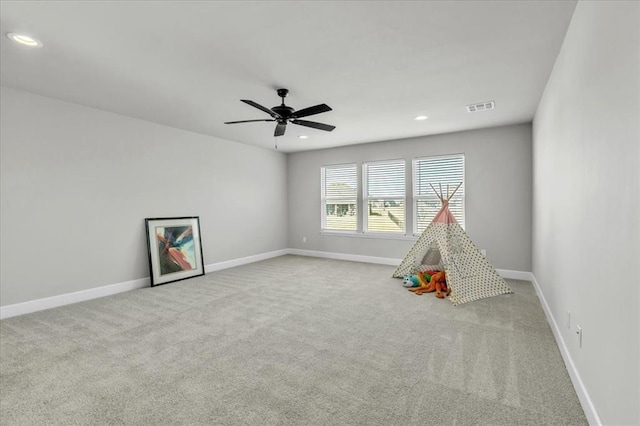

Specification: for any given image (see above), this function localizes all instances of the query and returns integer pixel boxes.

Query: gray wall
[0,87,288,306]
[532,1,639,425]
[288,124,532,271]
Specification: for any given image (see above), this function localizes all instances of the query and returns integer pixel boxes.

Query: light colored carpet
[0,255,586,425]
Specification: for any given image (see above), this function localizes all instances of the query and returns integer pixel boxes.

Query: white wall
[288,124,532,272]
[532,1,639,425]
[0,87,288,306]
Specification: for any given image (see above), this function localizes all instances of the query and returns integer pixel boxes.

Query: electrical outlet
[576,325,582,348]
[302,236,307,243]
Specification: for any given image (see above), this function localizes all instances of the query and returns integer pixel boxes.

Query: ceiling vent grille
[466,101,495,113]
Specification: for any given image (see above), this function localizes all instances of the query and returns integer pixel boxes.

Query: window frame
[320,163,358,233]
[319,154,465,239]
[412,154,465,236]
[362,159,407,235]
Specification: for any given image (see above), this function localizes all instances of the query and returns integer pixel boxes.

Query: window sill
[320,230,419,241]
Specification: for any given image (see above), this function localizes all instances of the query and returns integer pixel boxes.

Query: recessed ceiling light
[6,33,43,48]
[298,135,309,139]
[414,115,428,121]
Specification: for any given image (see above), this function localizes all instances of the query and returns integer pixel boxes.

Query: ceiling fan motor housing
[272,105,295,120]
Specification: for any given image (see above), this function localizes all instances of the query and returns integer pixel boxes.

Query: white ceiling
[1,1,577,153]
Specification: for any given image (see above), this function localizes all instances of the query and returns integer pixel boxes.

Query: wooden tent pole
[429,182,463,201]
[429,183,443,202]
[448,182,463,200]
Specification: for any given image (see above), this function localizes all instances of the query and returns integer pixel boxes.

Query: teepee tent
[393,183,512,305]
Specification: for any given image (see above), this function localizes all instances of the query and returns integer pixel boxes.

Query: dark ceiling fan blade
[224,119,276,124]
[291,119,336,132]
[274,122,287,137]
[293,103,332,119]
[241,100,281,118]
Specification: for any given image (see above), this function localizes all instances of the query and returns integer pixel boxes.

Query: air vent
[466,101,495,113]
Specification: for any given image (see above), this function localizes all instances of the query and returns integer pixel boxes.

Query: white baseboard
[0,277,149,320]
[204,249,289,273]
[289,250,534,281]
[530,274,601,426]
[0,249,289,320]
[0,249,535,320]
[287,248,402,266]
[495,269,533,281]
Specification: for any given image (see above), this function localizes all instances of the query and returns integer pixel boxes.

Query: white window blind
[363,160,405,233]
[321,164,357,231]
[413,155,464,233]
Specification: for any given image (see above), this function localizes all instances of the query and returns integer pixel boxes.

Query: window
[363,160,405,233]
[321,155,464,237]
[413,154,465,234]
[321,164,357,231]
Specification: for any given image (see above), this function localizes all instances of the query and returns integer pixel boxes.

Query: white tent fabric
[393,185,512,305]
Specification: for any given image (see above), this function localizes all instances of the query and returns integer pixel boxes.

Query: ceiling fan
[224,88,335,137]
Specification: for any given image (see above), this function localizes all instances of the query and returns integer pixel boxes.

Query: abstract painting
[145,217,204,286]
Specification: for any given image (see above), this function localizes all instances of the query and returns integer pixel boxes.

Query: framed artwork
[145,217,204,286]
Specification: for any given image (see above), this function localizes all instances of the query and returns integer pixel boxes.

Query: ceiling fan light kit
[224,88,335,137]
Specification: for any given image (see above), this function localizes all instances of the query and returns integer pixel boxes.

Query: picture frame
[145,216,205,287]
